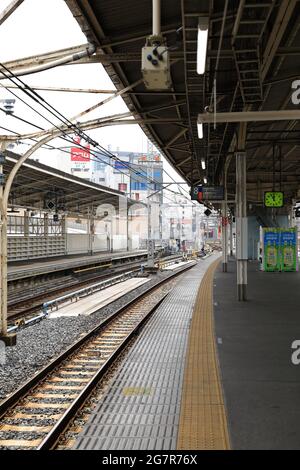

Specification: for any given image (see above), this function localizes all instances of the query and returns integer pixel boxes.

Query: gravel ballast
[0,269,184,400]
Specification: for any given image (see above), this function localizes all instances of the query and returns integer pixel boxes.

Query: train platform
[73,253,227,450]
[214,257,300,450]
[7,250,149,281]
[49,277,150,318]
[72,254,300,451]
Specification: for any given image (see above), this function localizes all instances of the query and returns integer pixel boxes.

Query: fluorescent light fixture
[197,17,209,75]
[203,177,207,184]
[197,122,203,139]
[201,158,206,170]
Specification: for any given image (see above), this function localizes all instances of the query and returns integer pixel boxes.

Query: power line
[0,62,185,193]
[0,63,194,203]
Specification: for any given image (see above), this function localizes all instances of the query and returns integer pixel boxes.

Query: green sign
[263,228,280,271]
[264,191,284,208]
[281,228,297,271]
[262,227,297,272]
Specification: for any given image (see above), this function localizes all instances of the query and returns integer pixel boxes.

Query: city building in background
[30,139,219,253]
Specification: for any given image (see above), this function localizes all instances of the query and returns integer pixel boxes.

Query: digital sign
[191,185,224,202]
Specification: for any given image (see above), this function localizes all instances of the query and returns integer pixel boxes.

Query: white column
[236,151,248,301]
[152,0,161,36]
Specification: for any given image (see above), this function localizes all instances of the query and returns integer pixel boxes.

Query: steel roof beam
[261,0,298,81]
[0,0,24,26]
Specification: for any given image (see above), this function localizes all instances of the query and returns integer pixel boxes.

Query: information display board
[201,186,224,201]
[191,185,224,202]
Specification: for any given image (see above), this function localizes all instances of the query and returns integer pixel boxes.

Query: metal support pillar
[236,123,248,301]
[127,206,131,252]
[44,213,49,237]
[152,0,161,36]
[229,220,233,256]
[61,214,67,254]
[87,210,94,255]
[110,218,113,253]
[0,142,16,345]
[159,203,163,251]
[221,201,228,272]
[147,198,154,267]
[290,200,295,228]
[24,211,29,236]
[236,128,248,301]
[61,214,66,236]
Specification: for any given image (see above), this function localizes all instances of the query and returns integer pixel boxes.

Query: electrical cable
[0,64,194,203]
[0,62,185,192]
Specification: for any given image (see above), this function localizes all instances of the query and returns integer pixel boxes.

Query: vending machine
[280,228,298,272]
[261,228,280,272]
[260,227,298,272]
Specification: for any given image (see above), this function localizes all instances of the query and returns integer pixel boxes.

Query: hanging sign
[191,185,224,202]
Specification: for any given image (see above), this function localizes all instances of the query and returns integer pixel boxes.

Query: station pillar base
[0,333,17,347]
[237,284,247,301]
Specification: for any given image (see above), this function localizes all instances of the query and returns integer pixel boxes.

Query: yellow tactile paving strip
[177,258,230,450]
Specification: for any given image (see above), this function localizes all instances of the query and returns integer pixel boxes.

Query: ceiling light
[201,158,206,170]
[197,122,203,139]
[203,177,207,184]
[197,17,209,75]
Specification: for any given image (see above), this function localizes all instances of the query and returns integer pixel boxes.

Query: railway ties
[0,261,195,450]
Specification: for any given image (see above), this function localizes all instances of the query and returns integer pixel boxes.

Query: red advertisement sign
[71,145,90,161]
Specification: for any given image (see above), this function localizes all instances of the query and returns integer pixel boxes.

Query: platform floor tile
[73,255,219,450]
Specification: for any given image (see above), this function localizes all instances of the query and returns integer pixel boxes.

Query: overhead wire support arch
[0,64,191,201]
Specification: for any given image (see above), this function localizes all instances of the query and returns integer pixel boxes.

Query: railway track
[8,255,184,322]
[8,264,140,322]
[0,262,195,450]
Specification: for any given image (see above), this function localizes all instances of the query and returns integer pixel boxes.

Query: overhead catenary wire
[0,63,195,204]
[0,61,189,194]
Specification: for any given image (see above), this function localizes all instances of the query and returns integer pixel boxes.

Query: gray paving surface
[74,254,219,450]
[214,258,300,450]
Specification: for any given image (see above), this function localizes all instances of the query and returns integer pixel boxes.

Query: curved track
[0,262,195,450]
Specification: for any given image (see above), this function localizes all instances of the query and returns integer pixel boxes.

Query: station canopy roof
[5,152,138,215]
[65,0,300,204]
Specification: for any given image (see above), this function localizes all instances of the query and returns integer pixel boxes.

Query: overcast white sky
[0,0,192,202]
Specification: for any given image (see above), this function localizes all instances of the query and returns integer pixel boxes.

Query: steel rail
[7,254,184,322]
[0,261,196,451]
